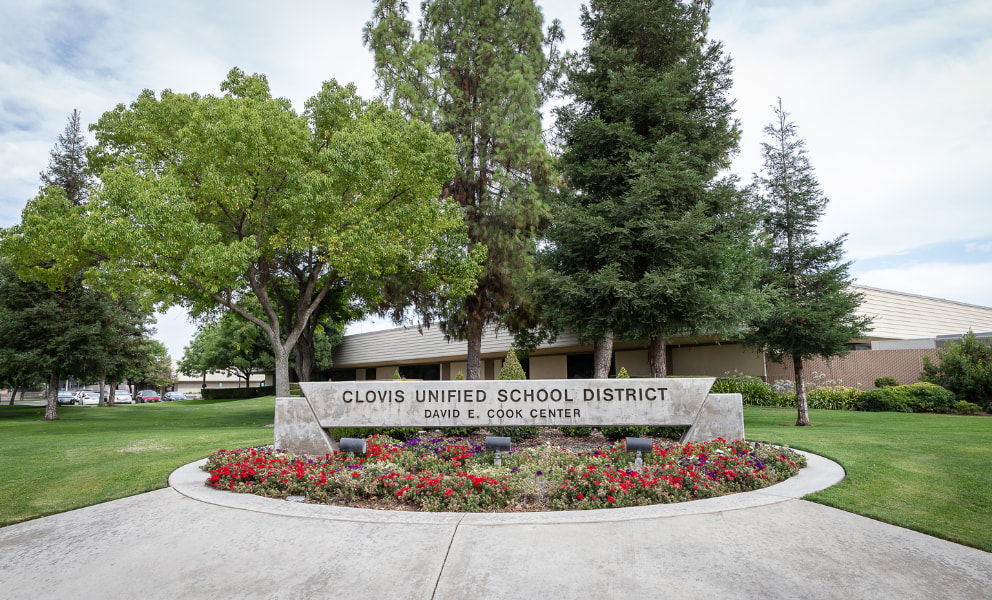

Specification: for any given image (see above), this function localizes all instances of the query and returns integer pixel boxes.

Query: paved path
[1,453,989,599]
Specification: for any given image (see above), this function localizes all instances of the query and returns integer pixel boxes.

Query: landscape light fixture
[339,437,367,460]
[485,436,512,467]
[625,437,653,470]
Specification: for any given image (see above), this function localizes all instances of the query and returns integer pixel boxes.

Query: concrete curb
[169,448,844,525]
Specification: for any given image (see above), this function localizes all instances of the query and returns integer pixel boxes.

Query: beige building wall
[448,362,468,380]
[375,366,400,380]
[529,355,567,379]
[615,350,650,377]
[671,344,766,378]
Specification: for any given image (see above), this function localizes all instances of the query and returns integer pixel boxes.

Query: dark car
[163,392,187,402]
[137,390,160,403]
[57,391,76,405]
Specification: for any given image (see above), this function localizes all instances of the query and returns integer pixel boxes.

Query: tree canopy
[536,0,766,377]
[2,69,480,396]
[364,0,565,379]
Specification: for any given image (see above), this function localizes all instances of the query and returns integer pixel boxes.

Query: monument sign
[275,378,743,455]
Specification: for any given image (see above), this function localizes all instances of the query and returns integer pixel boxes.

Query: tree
[3,69,480,397]
[537,0,766,379]
[128,339,176,394]
[0,261,111,419]
[742,99,872,426]
[40,109,95,207]
[179,311,274,387]
[364,0,565,379]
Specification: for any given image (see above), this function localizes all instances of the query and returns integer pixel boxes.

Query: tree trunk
[108,379,117,407]
[273,343,291,397]
[45,369,59,421]
[466,318,483,380]
[294,326,315,382]
[98,372,106,407]
[9,386,19,406]
[648,336,667,378]
[593,330,614,379]
[794,355,810,426]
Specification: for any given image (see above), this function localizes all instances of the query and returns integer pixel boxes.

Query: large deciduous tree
[3,69,479,397]
[538,0,766,378]
[742,99,871,426]
[364,0,564,379]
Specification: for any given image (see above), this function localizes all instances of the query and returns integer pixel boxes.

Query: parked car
[76,391,100,405]
[137,390,160,403]
[163,392,186,402]
[57,391,76,405]
[112,390,133,404]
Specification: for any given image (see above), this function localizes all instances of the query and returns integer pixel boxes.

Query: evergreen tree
[498,348,527,380]
[40,109,94,206]
[742,99,872,426]
[0,261,114,419]
[364,0,565,379]
[538,0,765,378]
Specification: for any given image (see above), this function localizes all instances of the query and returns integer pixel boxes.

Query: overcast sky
[2,0,990,359]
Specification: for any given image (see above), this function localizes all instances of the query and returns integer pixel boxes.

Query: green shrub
[954,400,982,414]
[643,426,687,440]
[856,387,912,412]
[486,426,540,441]
[599,426,648,441]
[499,348,527,380]
[900,382,956,413]
[615,366,630,379]
[201,385,275,400]
[558,426,595,437]
[874,376,899,388]
[807,385,861,410]
[921,330,992,411]
[712,373,777,406]
[327,427,421,442]
[443,427,480,436]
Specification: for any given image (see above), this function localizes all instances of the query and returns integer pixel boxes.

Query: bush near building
[920,330,992,412]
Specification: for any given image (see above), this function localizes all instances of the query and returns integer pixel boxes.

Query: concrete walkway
[1,452,989,599]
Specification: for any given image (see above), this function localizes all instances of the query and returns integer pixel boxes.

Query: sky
[2,0,990,359]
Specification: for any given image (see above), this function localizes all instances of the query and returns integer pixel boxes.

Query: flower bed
[202,435,805,512]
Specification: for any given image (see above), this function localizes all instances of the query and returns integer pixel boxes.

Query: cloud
[709,0,992,260]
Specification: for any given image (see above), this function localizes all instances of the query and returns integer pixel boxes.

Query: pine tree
[364,0,565,379]
[743,99,872,426]
[538,0,766,378]
[40,109,94,206]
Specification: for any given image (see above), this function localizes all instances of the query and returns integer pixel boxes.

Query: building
[327,286,992,386]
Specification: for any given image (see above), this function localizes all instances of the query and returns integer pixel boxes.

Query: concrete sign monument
[275,378,743,455]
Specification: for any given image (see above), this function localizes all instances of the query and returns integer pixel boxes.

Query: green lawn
[2,400,990,552]
[0,397,274,527]
[746,407,992,551]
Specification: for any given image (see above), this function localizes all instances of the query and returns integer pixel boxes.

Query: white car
[76,391,100,405]
[113,390,133,404]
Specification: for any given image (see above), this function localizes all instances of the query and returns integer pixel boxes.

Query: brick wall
[765,348,941,388]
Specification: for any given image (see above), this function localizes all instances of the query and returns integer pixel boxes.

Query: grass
[0,397,274,527]
[1,399,990,552]
[745,407,992,551]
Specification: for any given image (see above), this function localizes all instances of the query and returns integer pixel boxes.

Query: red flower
[576,493,584,500]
